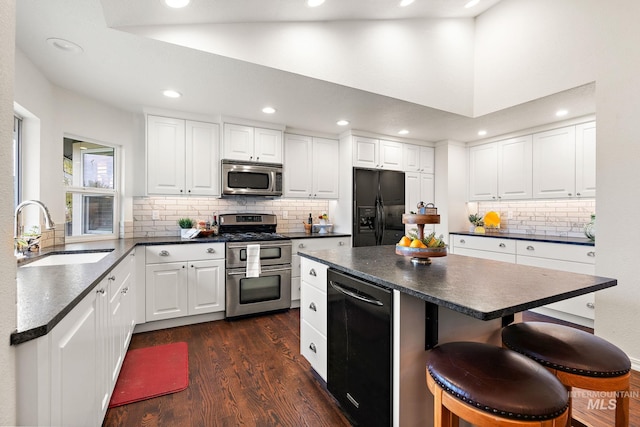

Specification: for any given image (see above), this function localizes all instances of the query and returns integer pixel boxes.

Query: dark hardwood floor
[104,309,639,427]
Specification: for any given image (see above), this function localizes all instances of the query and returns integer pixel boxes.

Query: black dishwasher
[327,269,393,426]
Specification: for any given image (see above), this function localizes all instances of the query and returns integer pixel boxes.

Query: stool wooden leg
[564,385,573,427]
[615,385,629,427]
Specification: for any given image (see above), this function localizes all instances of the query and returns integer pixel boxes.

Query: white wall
[1,1,17,424]
[473,0,598,116]
[435,141,467,242]
[124,19,476,116]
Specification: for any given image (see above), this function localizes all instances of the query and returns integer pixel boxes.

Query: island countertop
[298,245,616,321]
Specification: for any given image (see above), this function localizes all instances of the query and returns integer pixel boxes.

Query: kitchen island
[298,245,616,427]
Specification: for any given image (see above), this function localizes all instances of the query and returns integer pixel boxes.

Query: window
[64,137,118,240]
[13,116,22,209]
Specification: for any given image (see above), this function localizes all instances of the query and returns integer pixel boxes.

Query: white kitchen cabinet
[449,234,516,263]
[403,144,434,174]
[19,252,136,427]
[532,126,577,198]
[300,257,329,381]
[147,115,220,196]
[575,121,596,198]
[284,133,339,199]
[291,236,350,306]
[223,123,283,163]
[353,136,403,170]
[405,171,435,234]
[468,135,532,201]
[145,243,225,322]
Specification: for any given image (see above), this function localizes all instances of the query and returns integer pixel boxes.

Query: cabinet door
[312,137,340,199]
[50,288,101,427]
[419,146,435,174]
[147,115,186,195]
[254,128,283,163]
[284,134,313,198]
[420,173,435,233]
[533,126,576,198]
[379,139,404,171]
[186,120,220,196]
[403,144,420,171]
[575,122,596,198]
[145,262,188,321]
[187,259,225,315]
[498,135,532,199]
[223,123,254,161]
[353,136,378,168]
[468,143,498,201]
[405,172,420,234]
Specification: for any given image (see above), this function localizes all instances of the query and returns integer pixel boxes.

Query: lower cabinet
[291,236,350,306]
[450,234,595,327]
[299,257,329,381]
[145,243,225,321]
[18,250,137,427]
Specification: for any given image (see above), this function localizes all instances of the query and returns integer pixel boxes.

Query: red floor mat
[109,342,189,408]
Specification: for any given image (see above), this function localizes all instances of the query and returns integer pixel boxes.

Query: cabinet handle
[577,192,581,196]
[188,189,191,193]
[191,264,194,268]
[309,268,317,277]
[339,241,345,246]
[587,251,595,257]
[108,275,116,281]
[459,239,466,244]
[309,343,317,353]
[96,288,106,295]
[180,189,183,193]
[299,243,305,249]
[499,243,506,248]
[309,302,317,311]
[568,193,572,196]
[586,302,595,309]
[250,156,253,161]
[526,245,535,251]
[159,250,170,256]
[256,157,259,161]
[122,287,129,294]
[206,248,216,253]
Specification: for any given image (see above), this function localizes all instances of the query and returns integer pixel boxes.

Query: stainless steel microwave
[221,159,283,196]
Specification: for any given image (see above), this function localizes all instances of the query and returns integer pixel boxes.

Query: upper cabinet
[404,144,434,174]
[284,133,339,199]
[147,115,220,196]
[223,123,283,163]
[532,122,595,199]
[353,136,403,170]
[468,143,498,201]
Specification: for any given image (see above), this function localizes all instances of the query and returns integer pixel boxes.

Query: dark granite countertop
[450,231,595,246]
[12,232,351,345]
[299,245,615,321]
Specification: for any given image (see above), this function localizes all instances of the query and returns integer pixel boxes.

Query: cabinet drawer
[291,254,301,278]
[452,235,515,254]
[544,293,595,320]
[516,241,595,264]
[301,282,327,335]
[300,258,327,291]
[300,320,327,381]
[294,237,350,253]
[146,243,224,263]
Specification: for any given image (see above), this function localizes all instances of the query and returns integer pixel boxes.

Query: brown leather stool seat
[427,342,569,426]
[502,322,631,427]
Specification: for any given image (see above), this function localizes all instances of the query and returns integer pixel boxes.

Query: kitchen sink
[22,250,113,267]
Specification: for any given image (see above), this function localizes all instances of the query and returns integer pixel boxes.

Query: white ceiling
[15,0,595,143]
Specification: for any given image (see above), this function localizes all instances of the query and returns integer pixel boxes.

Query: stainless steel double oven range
[220,214,292,319]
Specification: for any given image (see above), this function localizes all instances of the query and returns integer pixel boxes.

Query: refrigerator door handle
[378,198,386,243]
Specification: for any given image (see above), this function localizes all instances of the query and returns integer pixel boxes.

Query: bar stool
[502,322,631,427]
[426,342,569,426]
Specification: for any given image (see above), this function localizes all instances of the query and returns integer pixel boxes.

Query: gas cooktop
[220,232,290,242]
[218,213,289,242]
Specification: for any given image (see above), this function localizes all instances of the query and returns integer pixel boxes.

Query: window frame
[13,115,22,210]
[64,135,120,243]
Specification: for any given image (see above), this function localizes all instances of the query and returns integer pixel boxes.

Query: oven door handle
[227,242,291,249]
[227,267,292,276]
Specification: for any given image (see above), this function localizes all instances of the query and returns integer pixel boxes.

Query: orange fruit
[398,236,412,247]
[410,239,427,248]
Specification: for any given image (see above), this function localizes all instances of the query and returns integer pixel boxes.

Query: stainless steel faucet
[14,200,56,256]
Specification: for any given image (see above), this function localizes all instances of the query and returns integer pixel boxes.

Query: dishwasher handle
[329,280,384,306]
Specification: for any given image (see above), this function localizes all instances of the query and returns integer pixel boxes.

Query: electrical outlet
[152,210,160,220]
[282,211,288,219]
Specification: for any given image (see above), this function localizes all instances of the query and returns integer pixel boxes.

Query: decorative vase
[584,214,596,241]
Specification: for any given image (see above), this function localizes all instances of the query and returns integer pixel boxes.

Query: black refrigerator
[353,168,405,247]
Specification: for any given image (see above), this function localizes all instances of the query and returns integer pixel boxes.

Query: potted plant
[468,214,485,234]
[178,218,195,238]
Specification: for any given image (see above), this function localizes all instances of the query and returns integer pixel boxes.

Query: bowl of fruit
[395,231,447,265]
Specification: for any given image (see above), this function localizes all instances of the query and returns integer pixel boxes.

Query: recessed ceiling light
[464,0,481,8]
[556,109,568,117]
[336,120,350,126]
[398,129,410,135]
[399,0,415,6]
[262,106,276,114]
[162,89,182,98]
[478,130,487,136]
[164,0,191,8]
[307,0,325,7]
[46,38,83,54]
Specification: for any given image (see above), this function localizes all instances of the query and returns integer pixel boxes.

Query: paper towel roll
[246,244,261,278]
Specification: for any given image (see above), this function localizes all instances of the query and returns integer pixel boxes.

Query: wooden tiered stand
[395,213,446,265]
